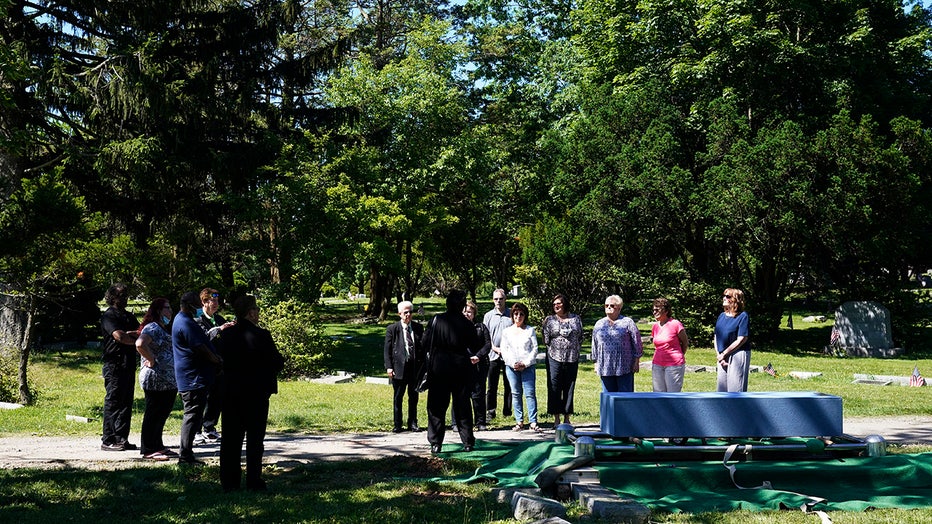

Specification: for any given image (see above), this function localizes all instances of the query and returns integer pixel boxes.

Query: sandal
[529,423,542,433]
[512,424,524,431]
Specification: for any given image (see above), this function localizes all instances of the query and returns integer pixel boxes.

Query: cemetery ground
[2,298,932,523]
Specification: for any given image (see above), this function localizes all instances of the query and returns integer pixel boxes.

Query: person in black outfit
[218,295,284,492]
[464,300,492,431]
[383,300,424,433]
[99,283,140,451]
[423,290,482,454]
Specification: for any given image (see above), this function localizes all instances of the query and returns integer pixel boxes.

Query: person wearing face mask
[194,288,234,445]
[173,291,222,465]
[134,298,179,460]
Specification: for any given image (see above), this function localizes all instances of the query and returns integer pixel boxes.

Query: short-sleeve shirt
[714,312,749,354]
[100,306,140,367]
[591,316,643,377]
[483,308,513,361]
[651,318,686,367]
[139,322,177,391]
[542,314,582,363]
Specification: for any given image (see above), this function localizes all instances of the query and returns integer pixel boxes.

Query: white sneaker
[204,429,221,442]
[193,432,208,445]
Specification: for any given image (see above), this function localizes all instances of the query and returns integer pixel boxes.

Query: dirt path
[2,416,930,471]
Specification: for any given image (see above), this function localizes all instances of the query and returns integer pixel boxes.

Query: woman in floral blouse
[591,295,643,392]
[541,294,582,427]
[134,298,179,461]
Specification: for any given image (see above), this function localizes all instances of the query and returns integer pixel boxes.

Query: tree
[326,15,470,319]
[546,0,932,336]
[0,171,89,404]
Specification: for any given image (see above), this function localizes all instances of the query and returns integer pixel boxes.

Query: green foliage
[0,353,20,403]
[262,299,337,379]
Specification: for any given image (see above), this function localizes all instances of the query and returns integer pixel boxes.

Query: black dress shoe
[178,456,205,466]
[462,445,473,452]
[408,424,421,432]
[392,426,403,433]
[475,424,488,432]
[430,444,442,454]
[121,442,138,451]
[100,442,125,451]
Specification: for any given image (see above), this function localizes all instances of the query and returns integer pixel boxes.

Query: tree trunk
[18,295,34,405]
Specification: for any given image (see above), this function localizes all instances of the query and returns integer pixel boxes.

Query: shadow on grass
[0,456,503,524]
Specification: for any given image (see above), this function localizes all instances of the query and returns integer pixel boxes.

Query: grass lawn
[1,297,931,522]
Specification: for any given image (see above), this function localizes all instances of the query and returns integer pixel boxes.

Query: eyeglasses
[513,311,526,317]
[400,310,412,315]
[493,297,505,301]
[652,307,662,311]
[604,304,619,308]
[553,302,563,307]
[723,295,733,300]
[211,293,219,298]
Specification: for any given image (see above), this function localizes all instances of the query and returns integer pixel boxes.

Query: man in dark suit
[383,300,424,433]
[217,295,284,492]
[423,290,482,453]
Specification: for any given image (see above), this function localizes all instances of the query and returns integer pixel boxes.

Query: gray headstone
[833,301,897,354]
[511,492,567,521]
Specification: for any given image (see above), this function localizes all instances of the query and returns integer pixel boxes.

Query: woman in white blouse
[500,302,541,432]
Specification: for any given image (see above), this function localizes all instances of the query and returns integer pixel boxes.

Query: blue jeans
[505,365,538,425]
[600,373,634,393]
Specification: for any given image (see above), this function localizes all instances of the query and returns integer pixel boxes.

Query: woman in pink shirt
[650,298,689,392]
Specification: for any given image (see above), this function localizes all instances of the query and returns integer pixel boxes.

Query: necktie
[405,326,414,359]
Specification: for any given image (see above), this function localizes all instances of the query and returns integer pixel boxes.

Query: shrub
[262,298,336,378]
[0,353,22,403]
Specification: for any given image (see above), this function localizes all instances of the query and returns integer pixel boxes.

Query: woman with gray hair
[591,295,643,392]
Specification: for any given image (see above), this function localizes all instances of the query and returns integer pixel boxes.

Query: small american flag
[910,366,926,387]
[764,362,778,377]
[830,326,840,346]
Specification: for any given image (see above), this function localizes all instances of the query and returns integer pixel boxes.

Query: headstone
[789,371,822,380]
[511,492,567,521]
[832,301,903,357]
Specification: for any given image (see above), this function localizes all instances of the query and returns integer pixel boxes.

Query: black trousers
[220,394,270,491]
[546,358,578,416]
[486,358,512,416]
[101,360,136,445]
[427,373,474,448]
[141,388,177,455]
[202,373,224,433]
[471,359,489,425]
[179,388,209,460]
[391,375,419,429]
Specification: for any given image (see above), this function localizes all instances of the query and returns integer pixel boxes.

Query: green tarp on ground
[444,441,932,513]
